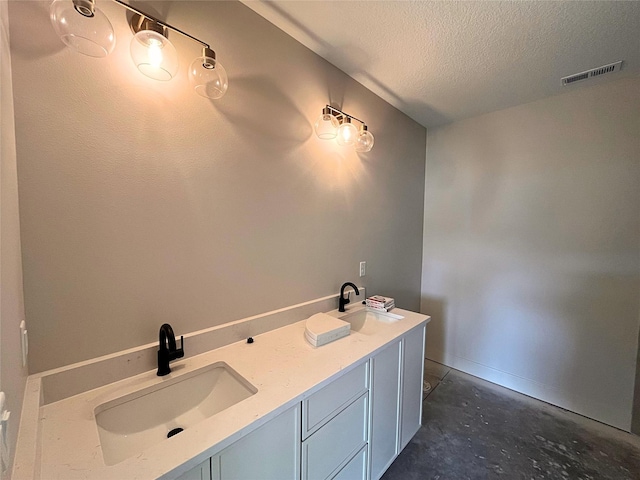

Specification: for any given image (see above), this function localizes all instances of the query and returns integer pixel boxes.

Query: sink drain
[167,427,184,438]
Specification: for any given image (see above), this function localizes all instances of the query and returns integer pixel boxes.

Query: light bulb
[147,41,164,68]
[336,118,358,146]
[189,47,228,99]
[50,0,115,57]
[355,126,375,152]
[130,24,178,81]
[314,107,339,140]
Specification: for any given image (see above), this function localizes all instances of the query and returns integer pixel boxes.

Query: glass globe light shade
[336,119,358,146]
[130,29,178,81]
[50,0,115,58]
[314,108,339,140]
[355,127,375,152]
[189,49,228,99]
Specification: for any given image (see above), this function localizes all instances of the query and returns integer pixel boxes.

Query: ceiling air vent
[562,61,623,86]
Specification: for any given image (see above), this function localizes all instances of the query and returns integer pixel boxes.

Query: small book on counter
[366,295,395,311]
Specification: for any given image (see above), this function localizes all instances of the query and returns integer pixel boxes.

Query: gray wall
[1,1,28,477]
[421,77,640,431]
[8,1,426,373]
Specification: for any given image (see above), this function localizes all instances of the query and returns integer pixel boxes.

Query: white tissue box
[304,313,351,347]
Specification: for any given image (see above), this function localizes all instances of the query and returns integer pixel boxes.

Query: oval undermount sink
[94,361,257,465]
[340,309,404,335]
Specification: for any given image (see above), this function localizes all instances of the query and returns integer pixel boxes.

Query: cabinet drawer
[302,393,368,480]
[302,362,368,438]
[175,459,211,480]
[333,445,367,480]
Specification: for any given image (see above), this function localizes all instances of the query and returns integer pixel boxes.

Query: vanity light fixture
[129,15,178,81]
[355,125,375,153]
[336,117,358,147]
[50,0,228,98]
[189,47,228,100]
[50,0,116,57]
[314,105,374,152]
[314,107,340,140]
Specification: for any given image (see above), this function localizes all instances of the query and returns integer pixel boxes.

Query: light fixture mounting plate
[130,13,168,38]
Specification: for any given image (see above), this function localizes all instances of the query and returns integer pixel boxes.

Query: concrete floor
[383,362,640,480]
[422,358,451,400]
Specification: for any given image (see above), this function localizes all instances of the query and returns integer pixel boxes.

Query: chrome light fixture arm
[112,0,210,51]
[323,105,366,128]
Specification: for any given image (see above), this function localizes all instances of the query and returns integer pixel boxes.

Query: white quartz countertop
[26,305,429,480]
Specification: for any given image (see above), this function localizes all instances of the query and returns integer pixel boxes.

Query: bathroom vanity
[13,301,429,480]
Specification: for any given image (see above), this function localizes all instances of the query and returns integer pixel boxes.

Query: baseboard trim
[427,351,631,432]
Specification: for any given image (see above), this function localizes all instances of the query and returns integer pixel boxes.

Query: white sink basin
[94,362,257,465]
[340,309,404,335]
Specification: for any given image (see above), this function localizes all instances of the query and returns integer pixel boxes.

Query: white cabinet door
[369,340,401,480]
[213,404,301,480]
[175,459,211,480]
[400,325,426,450]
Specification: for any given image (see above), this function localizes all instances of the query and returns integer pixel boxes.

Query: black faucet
[157,323,184,376]
[339,282,360,312]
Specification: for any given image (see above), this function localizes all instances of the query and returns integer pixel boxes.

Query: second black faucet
[339,282,360,312]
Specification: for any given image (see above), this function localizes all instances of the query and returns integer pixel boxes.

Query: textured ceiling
[241,1,640,128]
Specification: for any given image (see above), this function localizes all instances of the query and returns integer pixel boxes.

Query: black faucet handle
[176,335,184,357]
